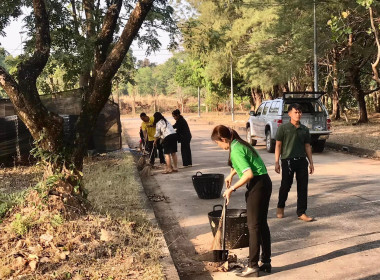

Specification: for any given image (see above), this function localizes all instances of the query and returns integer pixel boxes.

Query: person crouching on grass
[211,125,272,278]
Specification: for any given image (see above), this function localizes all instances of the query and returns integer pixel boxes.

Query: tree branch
[0,67,21,107]
[70,0,79,33]
[369,6,380,85]
[17,0,51,85]
[83,0,95,38]
[99,0,155,81]
[364,87,380,95]
[94,0,122,72]
[72,0,155,168]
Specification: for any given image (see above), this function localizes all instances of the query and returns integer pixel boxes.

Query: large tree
[0,0,174,191]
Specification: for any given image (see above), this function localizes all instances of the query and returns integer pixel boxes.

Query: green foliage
[0,0,23,36]
[0,190,27,222]
[11,213,35,236]
[357,0,374,8]
[51,214,64,228]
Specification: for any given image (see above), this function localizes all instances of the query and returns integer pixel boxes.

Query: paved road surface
[123,116,380,280]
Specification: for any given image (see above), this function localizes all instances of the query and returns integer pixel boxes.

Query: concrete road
[122,116,380,280]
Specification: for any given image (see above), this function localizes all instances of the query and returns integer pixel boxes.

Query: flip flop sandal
[172,169,178,172]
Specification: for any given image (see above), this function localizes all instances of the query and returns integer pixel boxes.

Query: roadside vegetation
[0,153,164,280]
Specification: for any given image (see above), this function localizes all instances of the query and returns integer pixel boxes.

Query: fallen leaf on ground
[29,260,38,271]
[40,233,53,244]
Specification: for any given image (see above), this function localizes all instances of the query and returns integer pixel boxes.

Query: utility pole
[230,57,234,121]
[313,0,318,92]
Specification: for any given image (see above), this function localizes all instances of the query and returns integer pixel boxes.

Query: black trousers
[180,140,192,166]
[146,140,165,165]
[245,174,272,268]
[277,157,308,216]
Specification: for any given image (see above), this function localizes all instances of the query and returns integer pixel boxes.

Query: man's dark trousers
[180,141,192,166]
[146,141,165,165]
[278,157,308,216]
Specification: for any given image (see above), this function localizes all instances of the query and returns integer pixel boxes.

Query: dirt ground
[328,113,380,151]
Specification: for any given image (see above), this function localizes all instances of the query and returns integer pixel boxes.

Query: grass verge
[0,152,165,280]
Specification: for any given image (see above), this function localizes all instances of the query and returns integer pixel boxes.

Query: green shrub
[0,190,28,222]
[51,214,64,228]
[11,213,35,236]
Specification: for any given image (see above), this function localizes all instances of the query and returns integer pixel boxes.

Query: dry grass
[0,165,42,194]
[328,113,380,151]
[0,152,165,280]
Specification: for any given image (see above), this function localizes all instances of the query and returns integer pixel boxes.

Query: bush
[11,213,35,236]
[0,190,27,222]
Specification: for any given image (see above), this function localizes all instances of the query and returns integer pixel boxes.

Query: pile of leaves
[0,153,165,279]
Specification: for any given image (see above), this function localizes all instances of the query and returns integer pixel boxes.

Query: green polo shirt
[276,122,311,159]
[230,140,267,178]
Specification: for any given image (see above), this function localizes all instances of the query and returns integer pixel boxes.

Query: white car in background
[246,92,331,153]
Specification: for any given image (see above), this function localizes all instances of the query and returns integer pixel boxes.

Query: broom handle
[149,143,155,159]
[222,198,227,251]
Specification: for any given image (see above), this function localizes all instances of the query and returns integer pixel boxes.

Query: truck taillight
[327,118,331,130]
[276,119,282,127]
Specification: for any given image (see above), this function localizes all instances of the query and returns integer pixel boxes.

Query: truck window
[284,101,323,113]
[256,103,265,116]
[269,101,280,114]
[262,102,270,115]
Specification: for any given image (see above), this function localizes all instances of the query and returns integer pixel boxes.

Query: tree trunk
[348,66,368,123]
[1,0,156,177]
[0,0,64,154]
[249,88,255,109]
[369,7,380,87]
[332,48,340,120]
[272,84,281,99]
[132,87,136,116]
[250,87,263,110]
[375,92,380,113]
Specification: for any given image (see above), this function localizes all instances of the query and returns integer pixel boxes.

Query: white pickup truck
[246,92,331,153]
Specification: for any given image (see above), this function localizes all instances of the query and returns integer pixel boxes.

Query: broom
[137,151,147,170]
[139,148,155,177]
[211,200,226,250]
[137,139,149,170]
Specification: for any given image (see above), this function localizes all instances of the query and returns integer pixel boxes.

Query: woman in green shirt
[211,125,272,278]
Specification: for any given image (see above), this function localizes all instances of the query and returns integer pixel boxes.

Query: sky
[0,15,174,65]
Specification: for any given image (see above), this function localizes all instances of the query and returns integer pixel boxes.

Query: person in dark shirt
[172,109,192,167]
[275,103,314,222]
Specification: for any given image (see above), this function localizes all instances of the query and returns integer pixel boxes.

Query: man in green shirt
[275,103,314,222]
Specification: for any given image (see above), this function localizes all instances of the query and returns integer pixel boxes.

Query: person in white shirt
[153,112,178,174]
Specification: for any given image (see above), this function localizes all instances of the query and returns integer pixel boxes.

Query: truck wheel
[246,127,257,146]
[312,140,326,153]
[266,130,275,153]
